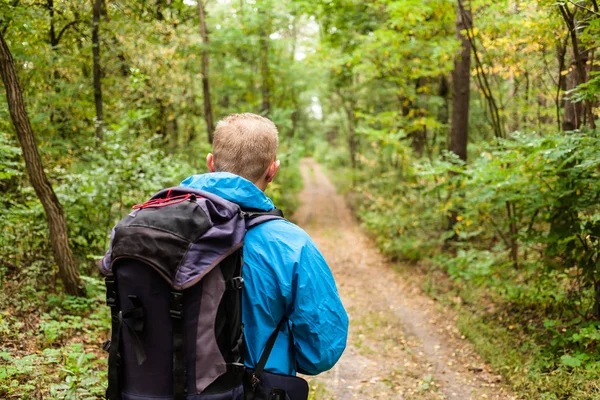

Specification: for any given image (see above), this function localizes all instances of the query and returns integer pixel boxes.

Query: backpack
[99,187,309,400]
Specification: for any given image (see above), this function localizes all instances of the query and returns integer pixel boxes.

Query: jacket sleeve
[288,239,348,375]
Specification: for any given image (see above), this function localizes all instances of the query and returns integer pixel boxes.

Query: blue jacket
[180,172,348,376]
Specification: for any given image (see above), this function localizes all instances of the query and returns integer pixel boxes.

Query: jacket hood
[180,172,275,211]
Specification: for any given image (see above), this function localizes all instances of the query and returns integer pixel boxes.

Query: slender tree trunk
[100,1,130,77]
[450,0,471,163]
[343,100,357,169]
[0,33,83,296]
[438,75,450,126]
[556,39,570,130]
[506,200,519,268]
[187,72,198,145]
[448,0,472,234]
[260,11,271,116]
[47,0,68,138]
[289,16,299,138]
[197,0,214,144]
[48,0,57,47]
[559,4,596,130]
[92,0,104,141]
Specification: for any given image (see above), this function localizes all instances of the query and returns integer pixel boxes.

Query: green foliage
[2,0,599,397]
[324,129,600,397]
[266,142,304,217]
[0,276,108,398]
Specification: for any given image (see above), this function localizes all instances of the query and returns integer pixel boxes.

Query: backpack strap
[244,208,287,390]
[104,279,147,400]
[105,276,122,400]
[243,209,284,230]
[250,318,288,390]
[170,289,186,400]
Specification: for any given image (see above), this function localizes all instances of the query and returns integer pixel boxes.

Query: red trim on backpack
[133,191,199,210]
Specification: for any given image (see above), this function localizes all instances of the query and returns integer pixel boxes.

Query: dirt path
[292,159,515,400]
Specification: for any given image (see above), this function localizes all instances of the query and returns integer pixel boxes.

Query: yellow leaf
[560,70,569,76]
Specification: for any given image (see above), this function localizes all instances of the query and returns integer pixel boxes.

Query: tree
[447,0,472,235]
[0,33,84,296]
[198,0,214,144]
[450,0,471,164]
[92,0,104,141]
[259,7,271,116]
[557,1,598,130]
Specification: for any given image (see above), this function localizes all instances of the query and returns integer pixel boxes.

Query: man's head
[206,113,280,191]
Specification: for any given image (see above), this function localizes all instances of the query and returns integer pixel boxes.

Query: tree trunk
[559,4,596,130]
[0,33,84,296]
[47,0,68,138]
[197,0,214,144]
[289,16,298,139]
[556,39,569,130]
[344,102,357,169]
[92,0,104,141]
[100,0,130,77]
[260,11,270,116]
[564,58,583,130]
[450,0,471,164]
[448,0,472,234]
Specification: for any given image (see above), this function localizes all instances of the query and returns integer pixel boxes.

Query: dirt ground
[293,159,516,400]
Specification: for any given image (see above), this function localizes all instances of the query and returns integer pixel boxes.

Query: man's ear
[265,159,280,183]
[206,153,216,172]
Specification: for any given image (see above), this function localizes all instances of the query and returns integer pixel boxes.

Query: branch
[56,20,80,44]
[71,24,90,41]
[567,0,600,16]
[458,0,504,138]
[564,1,575,21]
[558,5,574,31]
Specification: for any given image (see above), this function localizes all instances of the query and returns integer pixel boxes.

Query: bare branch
[567,0,600,16]
[56,20,80,44]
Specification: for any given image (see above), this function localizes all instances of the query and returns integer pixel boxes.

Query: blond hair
[212,113,279,182]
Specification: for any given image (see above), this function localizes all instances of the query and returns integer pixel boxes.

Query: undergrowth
[318,129,600,399]
[0,275,108,399]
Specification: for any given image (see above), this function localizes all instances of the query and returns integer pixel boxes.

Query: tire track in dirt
[293,159,515,400]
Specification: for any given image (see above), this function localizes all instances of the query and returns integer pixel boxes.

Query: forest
[0,0,599,399]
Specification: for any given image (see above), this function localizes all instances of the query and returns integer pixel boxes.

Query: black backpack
[99,187,309,400]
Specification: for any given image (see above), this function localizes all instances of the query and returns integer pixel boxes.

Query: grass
[418,264,600,400]
[308,380,333,400]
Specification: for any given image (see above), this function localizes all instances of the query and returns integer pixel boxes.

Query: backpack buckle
[105,277,118,308]
[226,277,244,291]
[251,374,261,389]
[169,291,184,319]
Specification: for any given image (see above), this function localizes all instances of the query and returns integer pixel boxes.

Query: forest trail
[293,159,515,400]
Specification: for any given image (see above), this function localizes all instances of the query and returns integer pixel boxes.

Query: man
[180,113,348,377]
